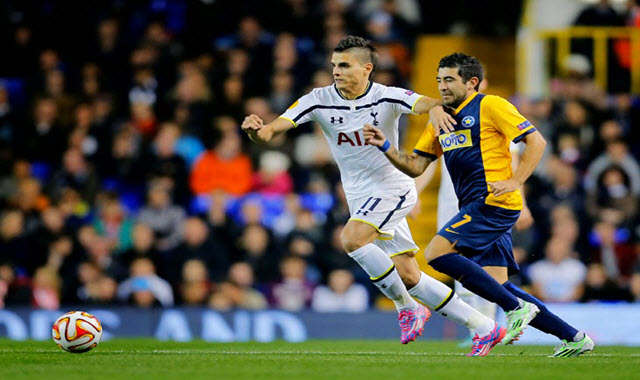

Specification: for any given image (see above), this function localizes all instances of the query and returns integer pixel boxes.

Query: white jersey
[280,82,422,199]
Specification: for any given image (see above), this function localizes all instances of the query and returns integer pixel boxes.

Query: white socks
[348,244,496,336]
[455,281,498,320]
[348,244,419,311]
[409,272,494,337]
[408,272,451,306]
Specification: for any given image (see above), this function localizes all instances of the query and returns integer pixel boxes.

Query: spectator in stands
[287,232,322,285]
[50,148,101,203]
[171,66,214,138]
[0,160,31,205]
[80,63,102,101]
[236,224,280,283]
[42,69,76,128]
[553,100,595,169]
[227,262,268,309]
[270,256,314,311]
[580,263,631,302]
[129,65,158,111]
[117,257,173,307]
[137,183,185,252]
[56,188,92,228]
[18,97,67,163]
[130,102,157,138]
[209,262,268,310]
[68,103,99,158]
[272,194,302,238]
[179,259,212,306]
[170,217,230,283]
[238,198,265,226]
[586,165,638,225]
[139,123,190,205]
[80,227,127,282]
[102,126,142,186]
[585,139,640,197]
[534,157,585,222]
[31,266,61,310]
[0,210,29,275]
[206,191,237,256]
[589,221,637,282]
[93,192,134,254]
[190,130,253,196]
[529,237,587,302]
[269,70,296,113]
[13,177,49,237]
[548,204,586,259]
[44,235,76,302]
[311,269,369,312]
[119,223,161,275]
[168,121,205,169]
[77,274,118,305]
[253,151,294,195]
[592,119,625,158]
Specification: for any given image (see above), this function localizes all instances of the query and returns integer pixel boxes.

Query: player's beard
[442,92,465,108]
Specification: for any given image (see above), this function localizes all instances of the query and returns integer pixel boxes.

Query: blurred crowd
[0,0,638,312]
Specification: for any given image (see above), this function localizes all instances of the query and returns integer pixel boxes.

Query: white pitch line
[0,349,638,358]
[142,350,639,358]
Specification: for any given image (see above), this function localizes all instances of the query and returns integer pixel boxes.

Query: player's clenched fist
[242,114,263,132]
[363,123,386,147]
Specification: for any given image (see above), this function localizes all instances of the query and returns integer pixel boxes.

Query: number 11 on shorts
[356,197,381,216]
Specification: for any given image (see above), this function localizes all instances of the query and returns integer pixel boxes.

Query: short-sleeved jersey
[280,82,423,199]
[413,92,537,210]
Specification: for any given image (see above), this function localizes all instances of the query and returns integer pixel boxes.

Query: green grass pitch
[1,339,638,379]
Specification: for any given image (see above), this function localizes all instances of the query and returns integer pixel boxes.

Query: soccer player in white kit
[242,36,500,355]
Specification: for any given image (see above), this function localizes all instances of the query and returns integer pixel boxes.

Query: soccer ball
[52,311,103,353]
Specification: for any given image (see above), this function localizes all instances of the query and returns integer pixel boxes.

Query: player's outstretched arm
[241,114,295,143]
[488,130,546,197]
[363,124,433,178]
[412,96,457,135]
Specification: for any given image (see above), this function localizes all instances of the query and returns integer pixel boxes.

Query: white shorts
[347,185,419,257]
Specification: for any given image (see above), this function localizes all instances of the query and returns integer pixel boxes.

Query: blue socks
[429,253,520,311]
[503,281,579,341]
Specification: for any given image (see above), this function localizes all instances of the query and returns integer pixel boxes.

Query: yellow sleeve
[412,122,442,159]
[482,95,536,143]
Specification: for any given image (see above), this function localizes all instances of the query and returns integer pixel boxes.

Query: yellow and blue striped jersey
[413,92,536,211]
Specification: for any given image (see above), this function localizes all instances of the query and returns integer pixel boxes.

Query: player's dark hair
[438,53,484,91]
[334,35,378,78]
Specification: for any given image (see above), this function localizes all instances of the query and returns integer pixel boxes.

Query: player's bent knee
[340,221,379,253]
[340,229,370,253]
[341,236,363,253]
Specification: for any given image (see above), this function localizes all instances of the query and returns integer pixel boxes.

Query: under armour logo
[331,116,344,124]
[355,209,369,216]
[370,112,379,126]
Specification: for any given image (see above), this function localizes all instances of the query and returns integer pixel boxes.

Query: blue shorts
[437,200,521,275]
